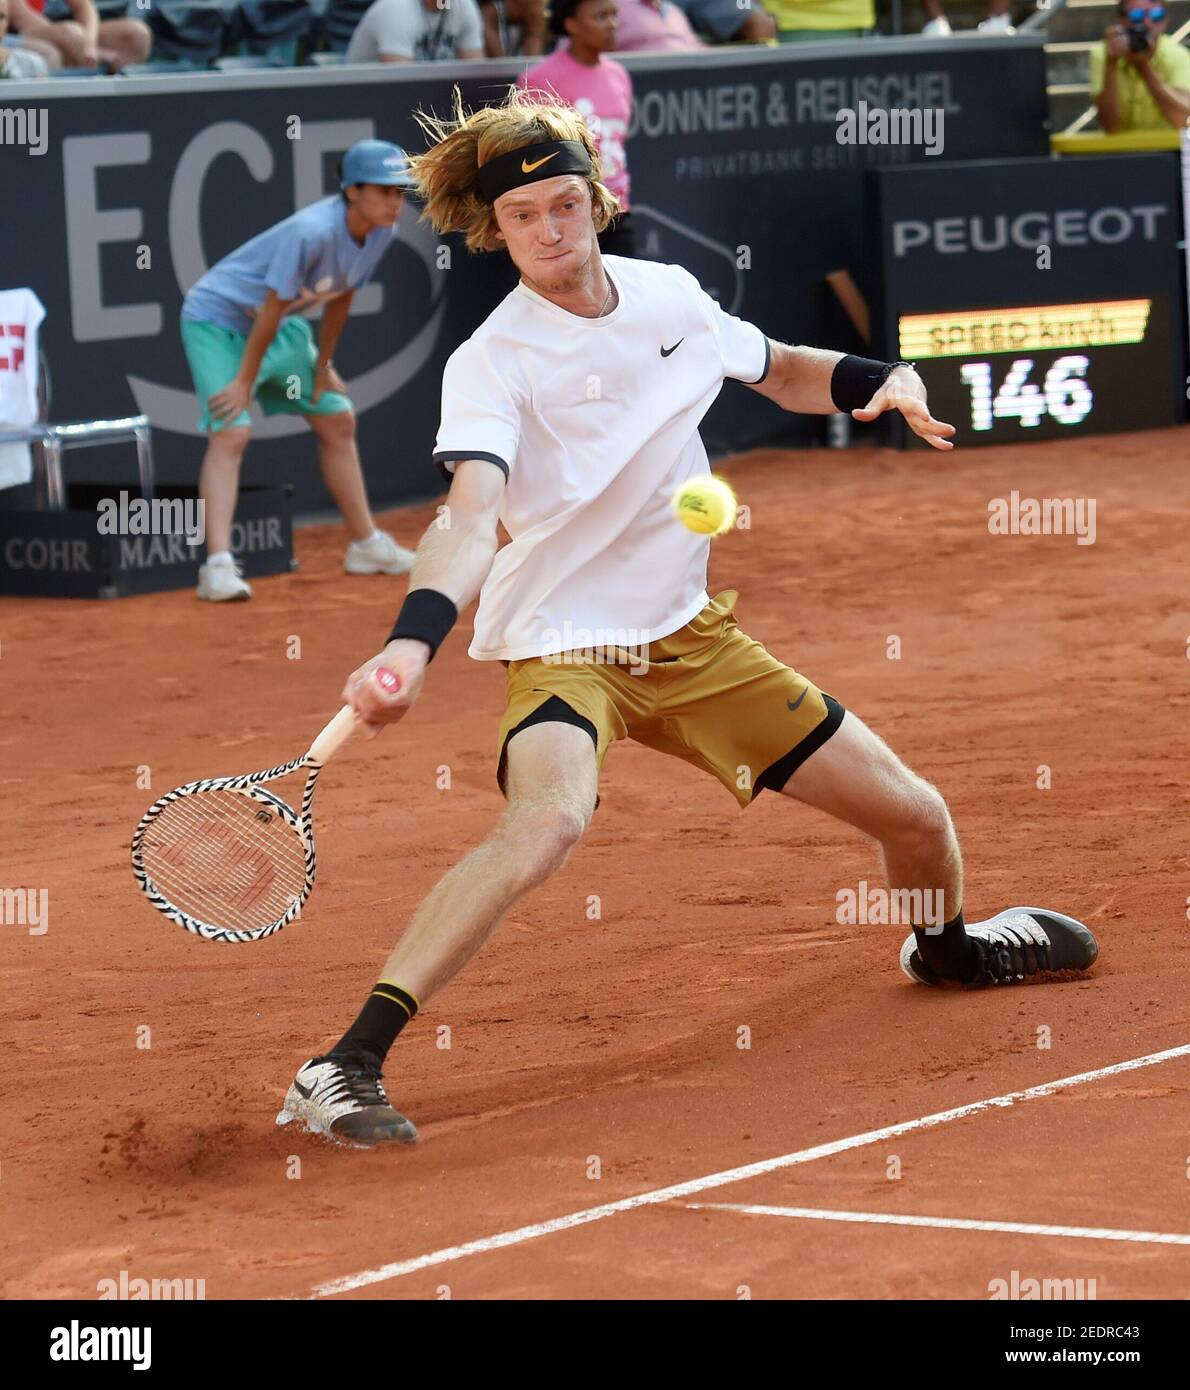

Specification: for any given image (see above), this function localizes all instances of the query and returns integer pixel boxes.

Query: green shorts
[180,315,352,433]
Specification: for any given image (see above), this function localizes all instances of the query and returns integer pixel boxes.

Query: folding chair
[0,351,155,511]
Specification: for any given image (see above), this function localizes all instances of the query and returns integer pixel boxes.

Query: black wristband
[830,356,915,414]
[386,588,458,662]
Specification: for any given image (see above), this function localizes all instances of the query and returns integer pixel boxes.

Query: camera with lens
[1127,21,1152,50]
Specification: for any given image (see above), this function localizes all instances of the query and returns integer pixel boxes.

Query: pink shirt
[612,0,702,53]
[518,47,634,209]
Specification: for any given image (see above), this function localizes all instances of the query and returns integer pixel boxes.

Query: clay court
[3,426,1188,1300]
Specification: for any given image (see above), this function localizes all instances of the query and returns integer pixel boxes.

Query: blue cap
[340,139,418,191]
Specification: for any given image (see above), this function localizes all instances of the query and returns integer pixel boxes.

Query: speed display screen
[870,153,1186,452]
[897,297,1175,447]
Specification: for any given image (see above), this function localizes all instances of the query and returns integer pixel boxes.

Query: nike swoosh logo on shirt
[787,686,809,711]
[660,339,684,357]
[521,153,558,174]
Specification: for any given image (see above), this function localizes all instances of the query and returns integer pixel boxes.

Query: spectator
[1,0,50,73]
[611,0,703,52]
[920,2,1015,36]
[1093,1,1190,132]
[345,0,486,62]
[4,0,57,68]
[519,0,637,255]
[672,0,775,45]
[765,0,874,42]
[8,0,150,71]
[480,0,548,55]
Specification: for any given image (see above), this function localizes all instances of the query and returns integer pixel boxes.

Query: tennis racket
[131,669,400,944]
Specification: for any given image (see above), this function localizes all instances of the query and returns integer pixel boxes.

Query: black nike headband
[477,139,593,204]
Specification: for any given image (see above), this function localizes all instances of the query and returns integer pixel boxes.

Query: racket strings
[140,789,308,933]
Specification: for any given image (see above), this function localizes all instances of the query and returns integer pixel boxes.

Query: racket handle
[308,669,402,763]
[307,706,358,766]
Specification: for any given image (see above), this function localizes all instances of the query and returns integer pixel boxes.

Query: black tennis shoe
[900,907,1099,987]
[276,1049,417,1145]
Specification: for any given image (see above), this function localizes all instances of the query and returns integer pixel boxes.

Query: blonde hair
[410,86,620,254]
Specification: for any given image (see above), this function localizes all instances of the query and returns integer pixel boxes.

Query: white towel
[0,288,47,490]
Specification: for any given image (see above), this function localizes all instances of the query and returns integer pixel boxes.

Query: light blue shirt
[182,196,396,336]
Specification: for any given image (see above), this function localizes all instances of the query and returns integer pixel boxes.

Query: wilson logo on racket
[130,669,400,944]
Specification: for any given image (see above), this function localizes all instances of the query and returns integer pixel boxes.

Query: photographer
[1093,1,1190,133]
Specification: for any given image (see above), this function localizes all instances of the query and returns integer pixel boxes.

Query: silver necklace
[598,278,614,317]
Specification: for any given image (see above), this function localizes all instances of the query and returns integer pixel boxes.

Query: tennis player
[279,92,1099,1145]
[181,139,418,602]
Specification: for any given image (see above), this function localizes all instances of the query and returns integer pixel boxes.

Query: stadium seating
[83,0,324,70]
[42,0,136,17]
[237,0,313,65]
[121,58,205,72]
[320,0,370,53]
[141,1,233,65]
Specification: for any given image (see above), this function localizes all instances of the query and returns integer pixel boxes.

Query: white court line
[311,1042,1190,1297]
[686,1203,1190,1247]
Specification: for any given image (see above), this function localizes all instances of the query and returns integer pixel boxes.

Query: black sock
[329,983,419,1066]
[914,910,977,983]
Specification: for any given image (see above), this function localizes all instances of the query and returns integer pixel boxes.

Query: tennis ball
[672,476,737,536]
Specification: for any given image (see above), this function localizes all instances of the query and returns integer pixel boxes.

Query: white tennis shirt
[433,255,771,662]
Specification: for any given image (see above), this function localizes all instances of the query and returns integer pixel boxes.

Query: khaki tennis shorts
[496,590,845,808]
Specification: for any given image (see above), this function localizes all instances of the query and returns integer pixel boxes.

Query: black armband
[830,356,916,414]
[386,588,458,662]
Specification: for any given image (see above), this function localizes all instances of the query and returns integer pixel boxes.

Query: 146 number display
[958,355,1093,431]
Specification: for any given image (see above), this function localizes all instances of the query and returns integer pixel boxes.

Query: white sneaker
[344,530,415,576]
[921,16,953,35]
[277,1052,418,1146]
[977,13,1015,33]
[196,556,252,602]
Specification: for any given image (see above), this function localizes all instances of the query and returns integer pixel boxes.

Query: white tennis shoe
[277,1051,418,1146]
[344,530,415,576]
[196,555,252,602]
